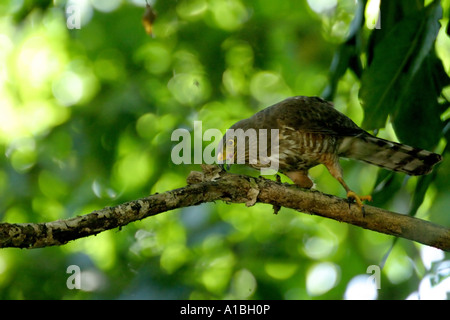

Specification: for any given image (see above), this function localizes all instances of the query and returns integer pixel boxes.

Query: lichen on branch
[0,165,449,251]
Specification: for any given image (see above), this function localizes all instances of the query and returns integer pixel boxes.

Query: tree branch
[1,165,449,251]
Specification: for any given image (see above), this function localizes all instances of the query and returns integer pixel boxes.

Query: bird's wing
[256,96,365,137]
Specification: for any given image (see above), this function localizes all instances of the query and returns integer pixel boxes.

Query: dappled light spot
[78,231,117,271]
[168,73,211,106]
[265,262,298,280]
[383,246,413,284]
[136,112,159,139]
[365,0,381,30]
[223,41,254,69]
[79,269,107,292]
[173,49,205,74]
[112,151,154,192]
[207,0,249,31]
[230,268,257,299]
[222,68,247,95]
[303,236,337,260]
[130,229,159,257]
[307,0,358,42]
[196,235,236,294]
[92,179,119,199]
[416,272,450,300]
[250,71,292,105]
[221,40,254,95]
[176,0,208,21]
[6,138,37,173]
[344,274,378,300]
[9,146,36,173]
[420,245,445,270]
[0,34,13,82]
[17,35,63,90]
[52,71,84,106]
[307,0,337,14]
[52,60,99,107]
[135,42,172,75]
[306,262,339,296]
[0,28,72,143]
[160,243,190,274]
[200,253,235,294]
[91,0,121,13]
[26,100,70,136]
[436,21,450,72]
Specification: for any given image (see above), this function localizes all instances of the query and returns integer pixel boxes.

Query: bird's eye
[227,139,234,147]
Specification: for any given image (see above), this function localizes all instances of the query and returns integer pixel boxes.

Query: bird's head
[217,119,257,170]
[217,134,237,170]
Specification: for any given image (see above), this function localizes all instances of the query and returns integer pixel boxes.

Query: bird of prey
[217,96,443,214]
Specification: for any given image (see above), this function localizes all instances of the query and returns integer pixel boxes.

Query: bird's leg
[285,170,314,189]
[324,159,372,216]
[336,177,372,216]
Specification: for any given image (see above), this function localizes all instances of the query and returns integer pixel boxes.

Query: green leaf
[321,42,359,100]
[408,172,437,217]
[391,54,447,150]
[370,171,403,208]
[359,1,442,130]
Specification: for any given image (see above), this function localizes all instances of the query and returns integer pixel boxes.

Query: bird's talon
[346,191,371,216]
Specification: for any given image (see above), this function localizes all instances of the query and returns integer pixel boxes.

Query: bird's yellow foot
[346,191,372,216]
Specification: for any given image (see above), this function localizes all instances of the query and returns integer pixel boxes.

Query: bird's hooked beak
[217,150,233,171]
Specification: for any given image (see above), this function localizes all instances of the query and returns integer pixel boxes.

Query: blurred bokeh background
[0,0,449,299]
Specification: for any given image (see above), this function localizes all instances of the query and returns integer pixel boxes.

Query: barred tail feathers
[339,134,443,176]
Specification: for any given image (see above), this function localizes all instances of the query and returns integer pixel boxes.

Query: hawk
[217,96,443,213]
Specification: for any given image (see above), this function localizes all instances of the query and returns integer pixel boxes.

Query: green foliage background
[0,0,449,299]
